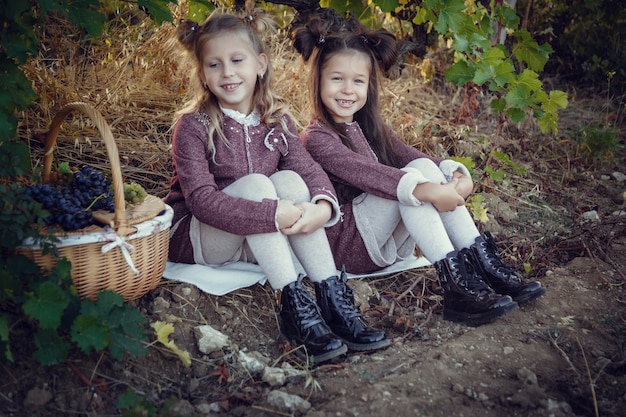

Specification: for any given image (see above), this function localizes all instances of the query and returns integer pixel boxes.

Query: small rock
[581,210,600,223]
[517,367,538,385]
[266,390,311,414]
[611,171,626,182]
[195,325,229,354]
[24,386,53,407]
[263,366,287,386]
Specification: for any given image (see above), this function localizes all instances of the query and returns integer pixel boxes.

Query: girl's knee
[224,173,277,200]
[406,158,445,182]
[271,170,310,201]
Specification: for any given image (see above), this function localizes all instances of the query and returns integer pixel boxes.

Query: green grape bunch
[123,182,148,205]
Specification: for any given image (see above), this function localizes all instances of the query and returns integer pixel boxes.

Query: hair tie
[245,14,254,23]
[190,22,198,32]
[318,34,325,45]
[361,35,369,44]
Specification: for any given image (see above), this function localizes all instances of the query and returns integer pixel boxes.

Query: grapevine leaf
[469,194,489,223]
[33,329,69,365]
[67,0,106,38]
[109,331,147,360]
[505,85,533,108]
[0,315,12,362]
[542,90,569,113]
[433,0,466,34]
[537,112,559,134]
[94,290,124,317]
[494,60,515,87]
[517,69,543,93]
[187,0,214,23]
[445,61,474,86]
[507,107,526,123]
[473,60,496,86]
[490,98,506,113]
[22,282,69,330]
[485,166,506,181]
[152,321,192,367]
[374,0,401,13]
[138,0,175,24]
[0,61,37,112]
[71,314,109,354]
[513,30,552,72]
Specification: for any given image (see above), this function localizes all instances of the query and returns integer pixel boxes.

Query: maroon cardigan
[301,120,440,273]
[165,112,338,263]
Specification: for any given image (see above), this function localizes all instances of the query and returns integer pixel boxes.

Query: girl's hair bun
[177,19,200,52]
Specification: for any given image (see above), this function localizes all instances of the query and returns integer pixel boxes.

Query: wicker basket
[17,102,173,301]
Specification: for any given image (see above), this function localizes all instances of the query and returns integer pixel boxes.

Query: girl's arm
[277,115,341,228]
[172,115,279,235]
[303,125,421,202]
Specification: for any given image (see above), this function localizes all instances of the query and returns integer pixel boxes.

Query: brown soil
[3,10,626,417]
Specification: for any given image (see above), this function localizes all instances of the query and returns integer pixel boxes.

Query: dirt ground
[3,128,626,417]
[2,12,626,417]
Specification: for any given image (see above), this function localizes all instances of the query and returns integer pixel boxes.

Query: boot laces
[481,238,520,281]
[458,250,492,296]
[289,282,324,329]
[332,275,361,320]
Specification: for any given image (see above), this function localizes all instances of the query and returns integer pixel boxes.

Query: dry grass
[18,8,516,199]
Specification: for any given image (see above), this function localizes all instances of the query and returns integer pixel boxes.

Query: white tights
[358,158,480,264]
[190,171,338,290]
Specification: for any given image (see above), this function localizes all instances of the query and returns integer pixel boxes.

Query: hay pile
[18,7,518,198]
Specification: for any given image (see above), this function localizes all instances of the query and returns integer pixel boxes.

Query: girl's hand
[281,200,331,235]
[452,172,474,199]
[276,199,303,230]
[413,181,466,212]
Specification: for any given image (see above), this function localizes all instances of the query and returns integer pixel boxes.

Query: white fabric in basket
[162,255,430,296]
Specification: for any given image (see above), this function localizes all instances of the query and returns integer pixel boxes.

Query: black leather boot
[279,276,347,363]
[470,232,546,305]
[315,270,390,351]
[434,249,519,326]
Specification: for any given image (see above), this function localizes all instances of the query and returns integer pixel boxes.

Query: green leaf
[485,166,506,181]
[490,98,506,113]
[505,85,533,108]
[138,0,175,24]
[445,60,474,86]
[507,107,526,123]
[0,60,37,113]
[0,141,32,176]
[22,282,69,330]
[95,290,124,316]
[513,30,552,72]
[34,329,69,365]
[0,314,12,362]
[109,330,147,360]
[71,314,109,354]
[542,90,569,113]
[434,0,466,34]
[493,60,515,88]
[374,0,401,13]
[68,0,106,38]
[187,0,214,23]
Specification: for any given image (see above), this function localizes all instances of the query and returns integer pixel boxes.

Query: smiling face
[201,32,268,115]
[319,50,371,123]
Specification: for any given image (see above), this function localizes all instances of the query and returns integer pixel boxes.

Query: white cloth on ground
[162,254,430,296]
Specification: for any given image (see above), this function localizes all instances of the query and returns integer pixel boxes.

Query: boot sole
[443,301,519,327]
[342,338,391,352]
[280,334,348,364]
[513,286,547,305]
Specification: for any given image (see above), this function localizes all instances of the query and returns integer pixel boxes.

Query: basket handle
[43,102,131,235]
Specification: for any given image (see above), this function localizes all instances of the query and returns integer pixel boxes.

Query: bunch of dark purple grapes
[25,166,115,231]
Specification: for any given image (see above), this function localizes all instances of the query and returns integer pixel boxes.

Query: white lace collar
[221,107,261,127]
